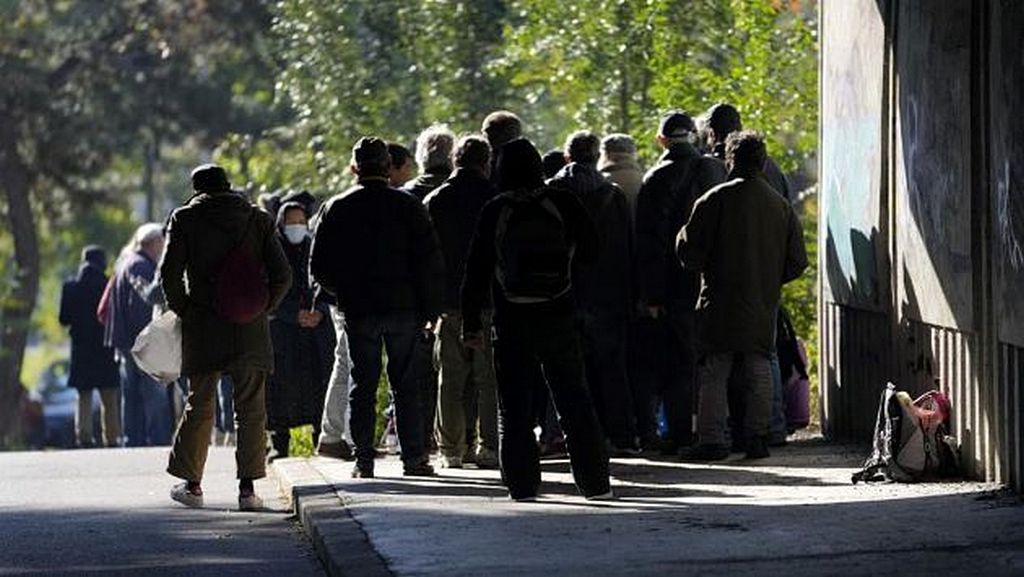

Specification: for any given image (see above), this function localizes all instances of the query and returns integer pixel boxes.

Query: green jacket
[676,174,807,354]
[161,191,292,376]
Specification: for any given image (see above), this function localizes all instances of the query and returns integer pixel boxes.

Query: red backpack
[213,210,270,324]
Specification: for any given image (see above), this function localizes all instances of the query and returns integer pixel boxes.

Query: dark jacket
[160,192,292,376]
[548,163,632,314]
[108,250,158,351]
[676,174,808,354]
[599,156,644,223]
[404,170,450,201]
[635,142,727,308]
[268,227,335,429]
[461,185,599,335]
[60,263,119,389]
[710,143,791,202]
[424,168,498,312]
[310,178,444,322]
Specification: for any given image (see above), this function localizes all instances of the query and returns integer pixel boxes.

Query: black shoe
[352,463,374,478]
[768,432,789,448]
[317,440,354,461]
[680,444,730,462]
[403,461,436,477]
[610,444,642,458]
[745,437,770,460]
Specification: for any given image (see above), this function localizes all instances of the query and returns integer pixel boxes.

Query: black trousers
[628,304,696,447]
[492,309,610,499]
[579,309,635,448]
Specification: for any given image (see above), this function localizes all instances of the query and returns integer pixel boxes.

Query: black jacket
[548,163,632,314]
[59,263,119,390]
[461,185,599,335]
[635,142,726,308]
[424,168,497,312]
[404,170,450,201]
[310,178,444,322]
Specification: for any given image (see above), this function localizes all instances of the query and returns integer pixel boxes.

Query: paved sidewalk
[273,438,1023,577]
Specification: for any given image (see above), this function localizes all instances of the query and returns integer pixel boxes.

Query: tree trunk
[0,118,40,448]
[143,135,158,222]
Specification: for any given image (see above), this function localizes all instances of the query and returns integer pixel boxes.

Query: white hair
[415,124,455,173]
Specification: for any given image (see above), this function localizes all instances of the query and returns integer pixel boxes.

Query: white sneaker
[170,483,204,508]
[585,490,616,502]
[442,455,463,469]
[238,493,264,512]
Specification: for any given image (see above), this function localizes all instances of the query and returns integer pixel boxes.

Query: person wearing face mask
[265,201,337,462]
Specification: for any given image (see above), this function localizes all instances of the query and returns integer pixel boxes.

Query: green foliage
[289,425,315,457]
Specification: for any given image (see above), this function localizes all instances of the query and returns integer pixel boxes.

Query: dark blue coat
[59,263,120,389]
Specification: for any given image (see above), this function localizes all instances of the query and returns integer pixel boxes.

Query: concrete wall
[820,0,1024,491]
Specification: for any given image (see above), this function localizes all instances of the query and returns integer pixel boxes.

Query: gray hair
[415,124,455,173]
[600,133,637,157]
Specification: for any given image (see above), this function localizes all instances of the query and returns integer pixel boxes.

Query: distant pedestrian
[462,138,612,501]
[59,246,121,448]
[266,201,336,461]
[677,131,807,460]
[542,149,567,179]
[548,131,636,455]
[162,164,292,510]
[634,111,726,455]
[424,134,499,469]
[404,124,455,200]
[482,110,524,183]
[109,223,172,447]
[388,143,416,188]
[310,137,444,479]
[598,133,644,222]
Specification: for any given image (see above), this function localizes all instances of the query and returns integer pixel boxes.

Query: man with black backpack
[548,131,637,455]
[462,138,612,501]
[310,137,445,479]
[162,164,293,511]
[634,111,727,456]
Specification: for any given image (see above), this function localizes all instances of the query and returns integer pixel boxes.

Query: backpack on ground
[213,209,270,324]
[851,383,960,484]
[494,188,575,303]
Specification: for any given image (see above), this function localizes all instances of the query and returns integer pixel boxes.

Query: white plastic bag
[131,310,182,384]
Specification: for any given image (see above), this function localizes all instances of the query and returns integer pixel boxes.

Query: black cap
[81,245,107,269]
[658,111,696,138]
[190,164,231,194]
[352,137,390,169]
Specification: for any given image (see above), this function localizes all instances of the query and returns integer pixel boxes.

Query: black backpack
[494,188,575,303]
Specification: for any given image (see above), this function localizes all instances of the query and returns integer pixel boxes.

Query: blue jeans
[119,351,173,446]
[346,313,426,467]
[217,375,235,433]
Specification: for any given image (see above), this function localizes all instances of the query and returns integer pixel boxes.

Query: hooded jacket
[548,162,632,314]
[60,261,119,389]
[161,191,292,375]
[635,142,727,308]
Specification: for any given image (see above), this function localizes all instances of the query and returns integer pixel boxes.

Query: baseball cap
[658,111,697,138]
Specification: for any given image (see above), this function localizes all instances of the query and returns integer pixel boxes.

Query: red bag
[96,275,115,326]
[213,210,269,324]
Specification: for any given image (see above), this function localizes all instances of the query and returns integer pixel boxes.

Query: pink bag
[784,338,811,430]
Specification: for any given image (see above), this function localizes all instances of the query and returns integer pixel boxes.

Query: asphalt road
[0,446,324,576]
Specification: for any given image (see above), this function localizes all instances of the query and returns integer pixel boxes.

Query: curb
[272,458,392,577]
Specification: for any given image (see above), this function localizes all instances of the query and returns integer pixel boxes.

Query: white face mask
[283,224,308,245]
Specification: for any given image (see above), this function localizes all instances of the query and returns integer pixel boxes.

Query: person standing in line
[548,131,637,455]
[108,223,172,447]
[388,143,416,189]
[60,246,121,448]
[310,137,444,479]
[266,201,336,462]
[677,131,807,460]
[162,164,292,510]
[633,111,727,455]
[424,134,500,469]
[405,124,455,200]
[462,138,612,501]
[598,134,644,223]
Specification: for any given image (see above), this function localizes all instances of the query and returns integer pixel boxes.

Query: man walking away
[60,246,121,447]
[462,138,612,501]
[677,131,807,460]
[634,112,726,455]
[425,135,500,469]
[109,223,171,447]
[311,137,445,479]
[548,131,636,455]
[162,164,292,510]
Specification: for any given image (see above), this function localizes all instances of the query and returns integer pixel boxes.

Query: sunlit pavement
[274,437,1024,577]
[0,447,323,576]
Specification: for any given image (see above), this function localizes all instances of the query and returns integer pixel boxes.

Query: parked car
[23,360,101,449]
